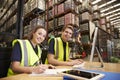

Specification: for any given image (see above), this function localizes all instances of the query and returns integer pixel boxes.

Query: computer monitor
[89,27,104,68]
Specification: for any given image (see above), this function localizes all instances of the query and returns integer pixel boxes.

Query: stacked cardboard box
[64,0,75,11]
[80,23,89,31]
[48,20,54,30]
[48,9,53,19]
[58,3,64,15]
[58,16,64,27]
[81,11,92,21]
[30,16,44,27]
[75,16,79,26]
[65,13,75,25]
[54,18,58,28]
[80,0,92,12]
[92,5,99,11]
[30,0,45,11]
[52,5,58,16]
[24,25,32,36]
[48,0,53,7]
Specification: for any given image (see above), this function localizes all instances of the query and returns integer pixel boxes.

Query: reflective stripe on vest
[55,38,59,59]
[54,37,70,61]
[22,40,28,66]
[7,39,41,76]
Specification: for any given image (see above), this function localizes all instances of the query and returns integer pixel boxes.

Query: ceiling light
[111,18,120,23]
[113,21,120,24]
[110,16,120,21]
[107,12,120,18]
[92,0,101,5]
[104,8,120,16]
[99,0,116,8]
[101,3,120,13]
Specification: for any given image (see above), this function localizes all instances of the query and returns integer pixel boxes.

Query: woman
[7,26,54,76]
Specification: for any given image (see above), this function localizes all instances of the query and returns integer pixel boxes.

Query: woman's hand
[32,65,47,74]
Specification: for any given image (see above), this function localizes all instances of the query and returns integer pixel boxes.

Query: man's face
[61,27,73,42]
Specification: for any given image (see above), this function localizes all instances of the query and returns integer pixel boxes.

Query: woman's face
[32,28,47,45]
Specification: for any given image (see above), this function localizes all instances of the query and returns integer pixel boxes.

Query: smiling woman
[7,26,55,77]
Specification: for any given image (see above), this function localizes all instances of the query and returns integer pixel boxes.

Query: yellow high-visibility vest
[54,37,70,61]
[46,37,70,64]
[7,39,41,76]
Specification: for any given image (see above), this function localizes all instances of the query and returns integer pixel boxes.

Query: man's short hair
[62,24,74,32]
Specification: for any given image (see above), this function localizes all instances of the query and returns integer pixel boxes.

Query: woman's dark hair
[27,26,47,40]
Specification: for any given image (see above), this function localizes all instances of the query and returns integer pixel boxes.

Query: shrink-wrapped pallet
[58,3,64,15]
[54,18,58,28]
[92,5,99,11]
[24,25,32,36]
[30,0,45,10]
[80,23,89,31]
[80,0,92,12]
[48,20,54,29]
[81,11,91,21]
[30,16,44,27]
[52,5,58,16]
[58,16,64,27]
[64,0,75,11]
[65,13,75,25]
[75,16,79,26]
[53,0,58,5]
[48,0,53,7]
[48,9,53,19]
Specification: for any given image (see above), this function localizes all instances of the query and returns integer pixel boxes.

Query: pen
[32,60,41,66]
[39,60,43,65]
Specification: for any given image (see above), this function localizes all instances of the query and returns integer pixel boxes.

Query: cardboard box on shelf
[81,11,92,21]
[65,13,75,25]
[52,5,58,16]
[48,20,54,29]
[58,16,64,27]
[58,3,64,15]
[64,0,75,11]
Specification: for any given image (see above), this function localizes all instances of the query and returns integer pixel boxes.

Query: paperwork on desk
[29,62,85,76]
[29,68,71,76]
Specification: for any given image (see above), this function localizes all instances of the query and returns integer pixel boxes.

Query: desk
[0,62,120,80]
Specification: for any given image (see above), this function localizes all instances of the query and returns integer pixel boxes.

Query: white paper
[30,68,71,76]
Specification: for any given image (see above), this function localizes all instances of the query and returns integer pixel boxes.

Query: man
[47,25,83,66]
